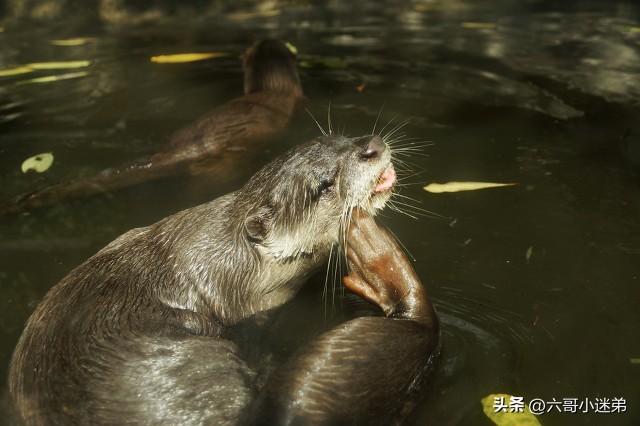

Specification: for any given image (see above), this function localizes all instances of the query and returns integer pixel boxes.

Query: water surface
[1,1,639,424]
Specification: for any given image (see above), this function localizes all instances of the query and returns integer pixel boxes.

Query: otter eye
[317,178,335,196]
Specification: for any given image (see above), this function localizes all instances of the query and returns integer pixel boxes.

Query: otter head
[236,135,395,263]
[242,39,302,97]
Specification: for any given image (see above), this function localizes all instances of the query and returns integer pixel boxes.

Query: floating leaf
[285,41,298,55]
[0,67,34,78]
[21,153,54,173]
[462,22,496,30]
[481,394,542,426]
[0,61,90,78]
[424,181,517,193]
[28,61,91,70]
[150,53,227,64]
[18,71,88,85]
[227,9,280,22]
[631,358,640,364]
[630,27,640,33]
[49,38,95,46]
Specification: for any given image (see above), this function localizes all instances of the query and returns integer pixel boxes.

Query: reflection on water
[1,1,640,425]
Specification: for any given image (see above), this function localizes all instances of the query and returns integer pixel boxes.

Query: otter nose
[359,136,386,160]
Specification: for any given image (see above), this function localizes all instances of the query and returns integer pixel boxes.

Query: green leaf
[285,41,298,55]
[21,153,54,173]
[28,61,91,69]
[18,72,88,85]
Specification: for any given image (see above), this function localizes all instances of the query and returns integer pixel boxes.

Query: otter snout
[358,135,386,160]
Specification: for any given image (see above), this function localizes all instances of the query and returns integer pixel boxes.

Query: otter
[1,38,303,215]
[8,134,440,425]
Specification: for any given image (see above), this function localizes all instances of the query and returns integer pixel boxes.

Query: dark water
[1,1,639,425]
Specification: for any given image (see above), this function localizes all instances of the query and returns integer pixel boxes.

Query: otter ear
[244,206,273,243]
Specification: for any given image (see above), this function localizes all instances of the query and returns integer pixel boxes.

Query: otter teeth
[374,166,396,193]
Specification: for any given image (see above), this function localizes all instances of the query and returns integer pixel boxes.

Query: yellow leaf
[21,153,54,173]
[424,181,517,193]
[0,67,34,78]
[462,22,496,30]
[0,61,90,78]
[49,38,95,46]
[481,394,542,426]
[227,9,280,22]
[28,61,91,69]
[18,71,88,85]
[630,27,640,33]
[150,52,227,64]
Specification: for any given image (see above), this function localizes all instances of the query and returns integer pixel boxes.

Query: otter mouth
[373,165,396,194]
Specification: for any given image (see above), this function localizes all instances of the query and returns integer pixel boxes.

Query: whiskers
[306,108,328,136]
[322,242,338,316]
[306,103,336,137]
[378,116,445,221]
[317,109,445,314]
[322,204,354,317]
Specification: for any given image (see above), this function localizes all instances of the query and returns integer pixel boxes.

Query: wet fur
[8,134,414,425]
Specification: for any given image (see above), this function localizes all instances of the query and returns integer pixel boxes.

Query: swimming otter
[1,38,303,215]
[8,134,439,425]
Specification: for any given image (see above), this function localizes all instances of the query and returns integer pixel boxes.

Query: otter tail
[0,156,183,215]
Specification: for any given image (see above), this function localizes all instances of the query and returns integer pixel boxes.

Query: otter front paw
[342,209,422,317]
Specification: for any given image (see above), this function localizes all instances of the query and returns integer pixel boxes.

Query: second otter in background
[2,39,303,214]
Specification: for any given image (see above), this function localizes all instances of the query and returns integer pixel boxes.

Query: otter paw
[343,209,416,315]
[342,269,398,315]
